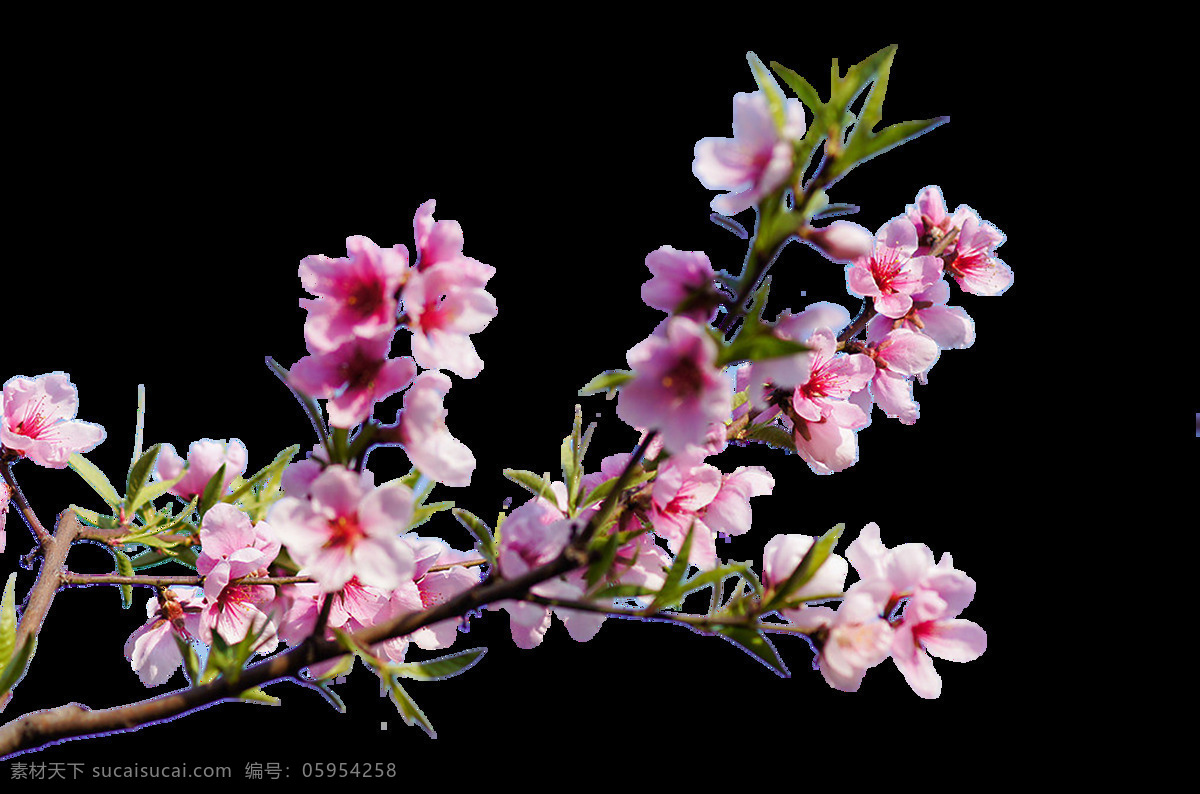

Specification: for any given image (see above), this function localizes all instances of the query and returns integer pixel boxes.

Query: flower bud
[804,221,875,263]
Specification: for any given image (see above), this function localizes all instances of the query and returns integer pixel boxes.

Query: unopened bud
[804,221,875,263]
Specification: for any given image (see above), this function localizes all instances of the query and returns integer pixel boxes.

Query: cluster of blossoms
[760,522,986,697]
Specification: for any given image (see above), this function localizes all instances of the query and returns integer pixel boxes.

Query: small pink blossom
[196,503,280,601]
[155,438,247,501]
[693,91,806,216]
[124,589,205,687]
[641,245,720,321]
[816,579,895,693]
[299,235,410,353]
[401,264,496,379]
[617,316,733,456]
[199,582,280,654]
[789,330,874,424]
[647,456,723,568]
[761,533,848,632]
[701,465,774,539]
[268,465,417,593]
[0,373,105,469]
[866,279,975,352]
[845,522,937,604]
[413,200,495,287]
[396,371,476,487]
[890,558,987,698]
[945,209,1013,296]
[905,185,955,248]
[846,218,943,319]
[863,328,940,425]
[288,332,418,428]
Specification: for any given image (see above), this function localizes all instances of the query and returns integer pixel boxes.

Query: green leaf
[69,453,121,508]
[387,677,436,738]
[770,60,828,125]
[225,444,301,505]
[502,469,555,502]
[764,523,846,612]
[125,443,162,514]
[196,463,227,520]
[579,369,634,396]
[314,653,355,681]
[410,500,454,531]
[238,686,281,706]
[585,530,622,589]
[842,117,948,169]
[577,466,655,511]
[390,647,486,682]
[0,573,17,669]
[312,681,346,713]
[115,548,134,609]
[126,474,184,516]
[741,423,797,451]
[747,51,787,131]
[0,634,36,699]
[173,633,200,685]
[646,523,696,613]
[452,508,497,566]
[719,333,810,368]
[711,625,789,677]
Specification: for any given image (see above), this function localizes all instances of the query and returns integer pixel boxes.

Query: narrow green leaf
[747,51,786,130]
[452,508,496,565]
[196,463,227,520]
[741,423,797,451]
[115,549,134,609]
[770,61,827,123]
[764,523,846,611]
[843,117,948,169]
[225,444,301,505]
[388,677,436,738]
[577,466,655,511]
[647,523,695,613]
[314,653,355,681]
[131,383,146,471]
[238,686,281,706]
[409,500,454,531]
[390,647,486,682]
[586,530,621,589]
[125,443,162,513]
[719,332,810,368]
[69,453,121,508]
[312,681,346,713]
[0,635,36,698]
[127,471,184,516]
[0,573,17,668]
[502,469,555,502]
[579,369,634,396]
[712,626,789,677]
[173,634,200,685]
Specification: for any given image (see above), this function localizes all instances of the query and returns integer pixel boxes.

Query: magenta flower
[199,582,280,654]
[299,235,410,353]
[640,245,720,321]
[890,558,987,698]
[288,332,418,428]
[846,218,943,319]
[693,91,806,215]
[746,302,849,411]
[155,438,247,501]
[196,503,280,601]
[0,373,105,469]
[789,329,875,424]
[863,328,940,425]
[268,465,416,593]
[648,456,723,568]
[124,589,205,687]
[617,316,733,456]
[396,371,476,487]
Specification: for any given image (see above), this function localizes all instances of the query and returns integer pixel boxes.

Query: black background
[2,17,1054,786]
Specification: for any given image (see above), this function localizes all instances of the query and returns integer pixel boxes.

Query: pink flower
[395,371,476,487]
[890,558,987,698]
[617,316,733,456]
[268,465,417,593]
[647,456,723,568]
[398,538,483,651]
[155,438,247,502]
[746,302,850,410]
[401,263,497,379]
[790,404,868,476]
[413,200,495,287]
[701,465,774,539]
[0,373,105,469]
[641,245,720,321]
[124,589,205,687]
[816,579,895,693]
[905,185,955,249]
[846,218,943,319]
[196,503,280,601]
[845,522,937,605]
[693,91,806,215]
[199,582,280,654]
[863,328,940,425]
[945,209,1013,296]
[299,235,410,353]
[788,330,874,423]
[866,279,975,352]
[288,332,418,428]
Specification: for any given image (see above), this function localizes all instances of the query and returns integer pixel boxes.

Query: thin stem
[0,460,51,547]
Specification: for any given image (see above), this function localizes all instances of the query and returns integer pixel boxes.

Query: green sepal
[763,523,846,612]
[69,452,121,508]
[238,686,281,706]
[579,369,634,396]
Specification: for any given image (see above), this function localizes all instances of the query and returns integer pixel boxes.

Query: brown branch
[1,460,52,547]
[0,440,656,757]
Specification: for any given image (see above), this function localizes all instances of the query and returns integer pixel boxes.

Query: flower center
[660,357,705,397]
[325,514,366,549]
